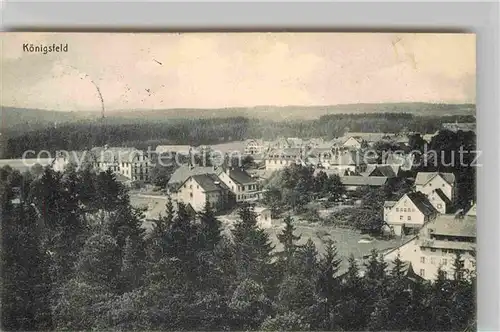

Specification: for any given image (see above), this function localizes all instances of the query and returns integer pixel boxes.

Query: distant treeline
[2,113,476,158]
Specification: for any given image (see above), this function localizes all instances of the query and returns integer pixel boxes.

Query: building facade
[384,192,438,236]
[384,214,476,281]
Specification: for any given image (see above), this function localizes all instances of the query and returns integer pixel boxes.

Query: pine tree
[336,255,367,331]
[316,239,342,330]
[232,203,275,285]
[120,235,146,292]
[199,198,223,252]
[1,190,54,331]
[277,215,301,272]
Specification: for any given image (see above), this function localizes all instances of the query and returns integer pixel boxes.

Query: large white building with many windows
[384,212,476,281]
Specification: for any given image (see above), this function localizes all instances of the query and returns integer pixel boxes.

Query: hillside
[1,103,476,133]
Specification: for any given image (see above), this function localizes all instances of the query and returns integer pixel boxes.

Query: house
[384,213,476,281]
[244,139,269,155]
[384,192,438,236]
[415,172,456,202]
[217,167,261,202]
[264,148,303,171]
[53,150,97,172]
[87,146,153,182]
[364,164,398,178]
[340,176,389,191]
[167,165,218,193]
[116,150,152,182]
[327,148,367,174]
[155,145,193,156]
[442,122,476,133]
[427,188,453,214]
[255,207,273,229]
[384,201,397,221]
[306,147,333,166]
[466,202,476,216]
[341,136,363,150]
[286,137,304,148]
[175,173,232,212]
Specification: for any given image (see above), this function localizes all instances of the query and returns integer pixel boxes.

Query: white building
[415,172,456,202]
[255,207,273,229]
[264,148,303,171]
[217,167,261,203]
[427,188,453,214]
[175,173,231,212]
[384,213,476,281]
[384,192,438,236]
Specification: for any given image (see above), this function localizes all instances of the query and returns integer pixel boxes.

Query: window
[190,185,192,189]
[442,184,445,187]
[431,257,436,265]
[190,193,193,198]
[419,269,425,277]
[442,258,448,266]
[431,248,436,252]
[420,257,425,264]
[396,208,399,212]
[400,215,404,220]
[407,216,412,221]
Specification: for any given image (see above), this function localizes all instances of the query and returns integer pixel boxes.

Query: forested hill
[2,112,476,159]
[2,103,475,133]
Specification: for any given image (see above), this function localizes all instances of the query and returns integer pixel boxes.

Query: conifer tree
[336,255,367,331]
[232,202,275,287]
[277,215,301,272]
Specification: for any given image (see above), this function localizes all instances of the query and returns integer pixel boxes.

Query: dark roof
[168,165,217,185]
[191,173,229,192]
[432,188,453,206]
[368,165,397,178]
[225,168,256,185]
[340,176,388,187]
[406,192,438,216]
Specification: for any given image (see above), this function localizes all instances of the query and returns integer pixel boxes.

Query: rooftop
[406,192,438,216]
[191,173,230,192]
[340,176,388,187]
[426,214,476,238]
[415,172,456,186]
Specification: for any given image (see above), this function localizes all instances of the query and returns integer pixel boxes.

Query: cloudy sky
[2,32,475,112]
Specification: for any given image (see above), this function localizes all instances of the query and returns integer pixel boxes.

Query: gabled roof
[466,203,476,216]
[340,176,388,187]
[368,165,397,178]
[266,148,303,159]
[330,150,365,166]
[90,146,140,164]
[168,165,217,185]
[384,200,398,208]
[405,192,438,216]
[223,168,256,185]
[191,173,229,192]
[431,188,453,206]
[415,172,456,187]
[155,145,192,154]
[426,214,476,238]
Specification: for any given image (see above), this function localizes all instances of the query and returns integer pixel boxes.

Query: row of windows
[396,207,416,213]
[425,182,447,188]
[421,256,448,266]
[400,215,412,221]
[419,269,449,278]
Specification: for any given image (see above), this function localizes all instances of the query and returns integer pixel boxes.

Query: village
[44,120,477,280]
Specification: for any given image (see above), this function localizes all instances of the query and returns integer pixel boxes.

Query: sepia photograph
[1,32,476,331]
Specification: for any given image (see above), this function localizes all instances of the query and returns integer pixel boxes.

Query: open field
[130,194,410,274]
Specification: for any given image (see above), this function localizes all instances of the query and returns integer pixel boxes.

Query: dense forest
[1,165,476,331]
[2,113,476,158]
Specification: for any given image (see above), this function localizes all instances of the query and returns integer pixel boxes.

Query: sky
[1,32,476,112]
